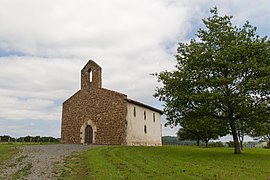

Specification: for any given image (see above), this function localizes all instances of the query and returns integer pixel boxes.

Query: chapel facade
[61,60,163,146]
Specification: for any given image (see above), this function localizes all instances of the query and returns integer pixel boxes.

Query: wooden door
[85,125,93,144]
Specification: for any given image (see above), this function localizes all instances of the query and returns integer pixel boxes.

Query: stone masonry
[61,60,163,145]
[61,60,127,144]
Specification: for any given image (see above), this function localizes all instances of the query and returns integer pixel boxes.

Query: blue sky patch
[0,49,25,57]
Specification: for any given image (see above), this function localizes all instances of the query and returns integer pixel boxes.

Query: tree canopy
[154,7,270,154]
[177,116,228,147]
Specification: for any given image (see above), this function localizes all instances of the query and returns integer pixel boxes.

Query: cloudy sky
[0,0,269,138]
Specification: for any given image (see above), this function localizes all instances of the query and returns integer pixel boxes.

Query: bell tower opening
[89,69,92,83]
[81,60,102,90]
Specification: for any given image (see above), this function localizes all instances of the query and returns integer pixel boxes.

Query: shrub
[208,141,225,147]
[226,141,234,147]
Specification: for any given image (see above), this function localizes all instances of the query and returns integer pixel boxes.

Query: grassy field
[60,146,270,180]
[0,144,19,166]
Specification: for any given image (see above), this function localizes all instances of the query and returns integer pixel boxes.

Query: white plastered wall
[80,119,97,144]
[126,102,162,146]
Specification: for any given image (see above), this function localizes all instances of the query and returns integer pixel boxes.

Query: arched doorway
[85,125,93,144]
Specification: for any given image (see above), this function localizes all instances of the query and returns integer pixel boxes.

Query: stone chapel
[61,60,163,146]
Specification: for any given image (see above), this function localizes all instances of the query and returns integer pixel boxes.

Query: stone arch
[80,119,97,144]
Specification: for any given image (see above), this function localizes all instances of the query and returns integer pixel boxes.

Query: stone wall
[61,60,163,146]
[61,87,128,144]
[61,60,128,145]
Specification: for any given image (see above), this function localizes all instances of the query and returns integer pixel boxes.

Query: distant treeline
[0,135,60,142]
[162,136,197,145]
[162,136,269,148]
[162,136,228,147]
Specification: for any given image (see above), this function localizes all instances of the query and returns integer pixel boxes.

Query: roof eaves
[126,98,163,115]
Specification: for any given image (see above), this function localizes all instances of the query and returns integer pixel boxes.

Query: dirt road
[0,144,95,179]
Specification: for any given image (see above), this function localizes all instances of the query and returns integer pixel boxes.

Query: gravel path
[0,144,97,179]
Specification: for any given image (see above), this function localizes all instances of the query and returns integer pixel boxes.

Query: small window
[133,107,136,117]
[144,111,146,120]
[89,71,92,82]
[153,113,155,122]
[88,69,93,83]
[144,125,147,134]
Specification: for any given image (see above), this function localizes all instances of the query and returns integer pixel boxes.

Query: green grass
[58,152,91,180]
[0,142,49,164]
[0,144,32,179]
[61,146,270,180]
[0,144,19,165]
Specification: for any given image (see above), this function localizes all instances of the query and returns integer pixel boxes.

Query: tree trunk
[196,139,200,146]
[240,140,243,151]
[229,111,241,154]
[205,140,209,148]
[238,132,244,151]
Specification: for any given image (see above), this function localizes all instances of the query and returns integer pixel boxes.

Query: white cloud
[0,120,60,137]
[0,0,270,137]
[0,56,81,94]
[0,95,61,121]
[0,96,53,110]
[0,0,195,58]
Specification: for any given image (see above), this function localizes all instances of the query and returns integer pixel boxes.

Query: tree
[154,7,270,154]
[178,127,201,146]
[177,116,228,147]
[250,118,270,148]
[0,135,15,142]
[236,119,251,150]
